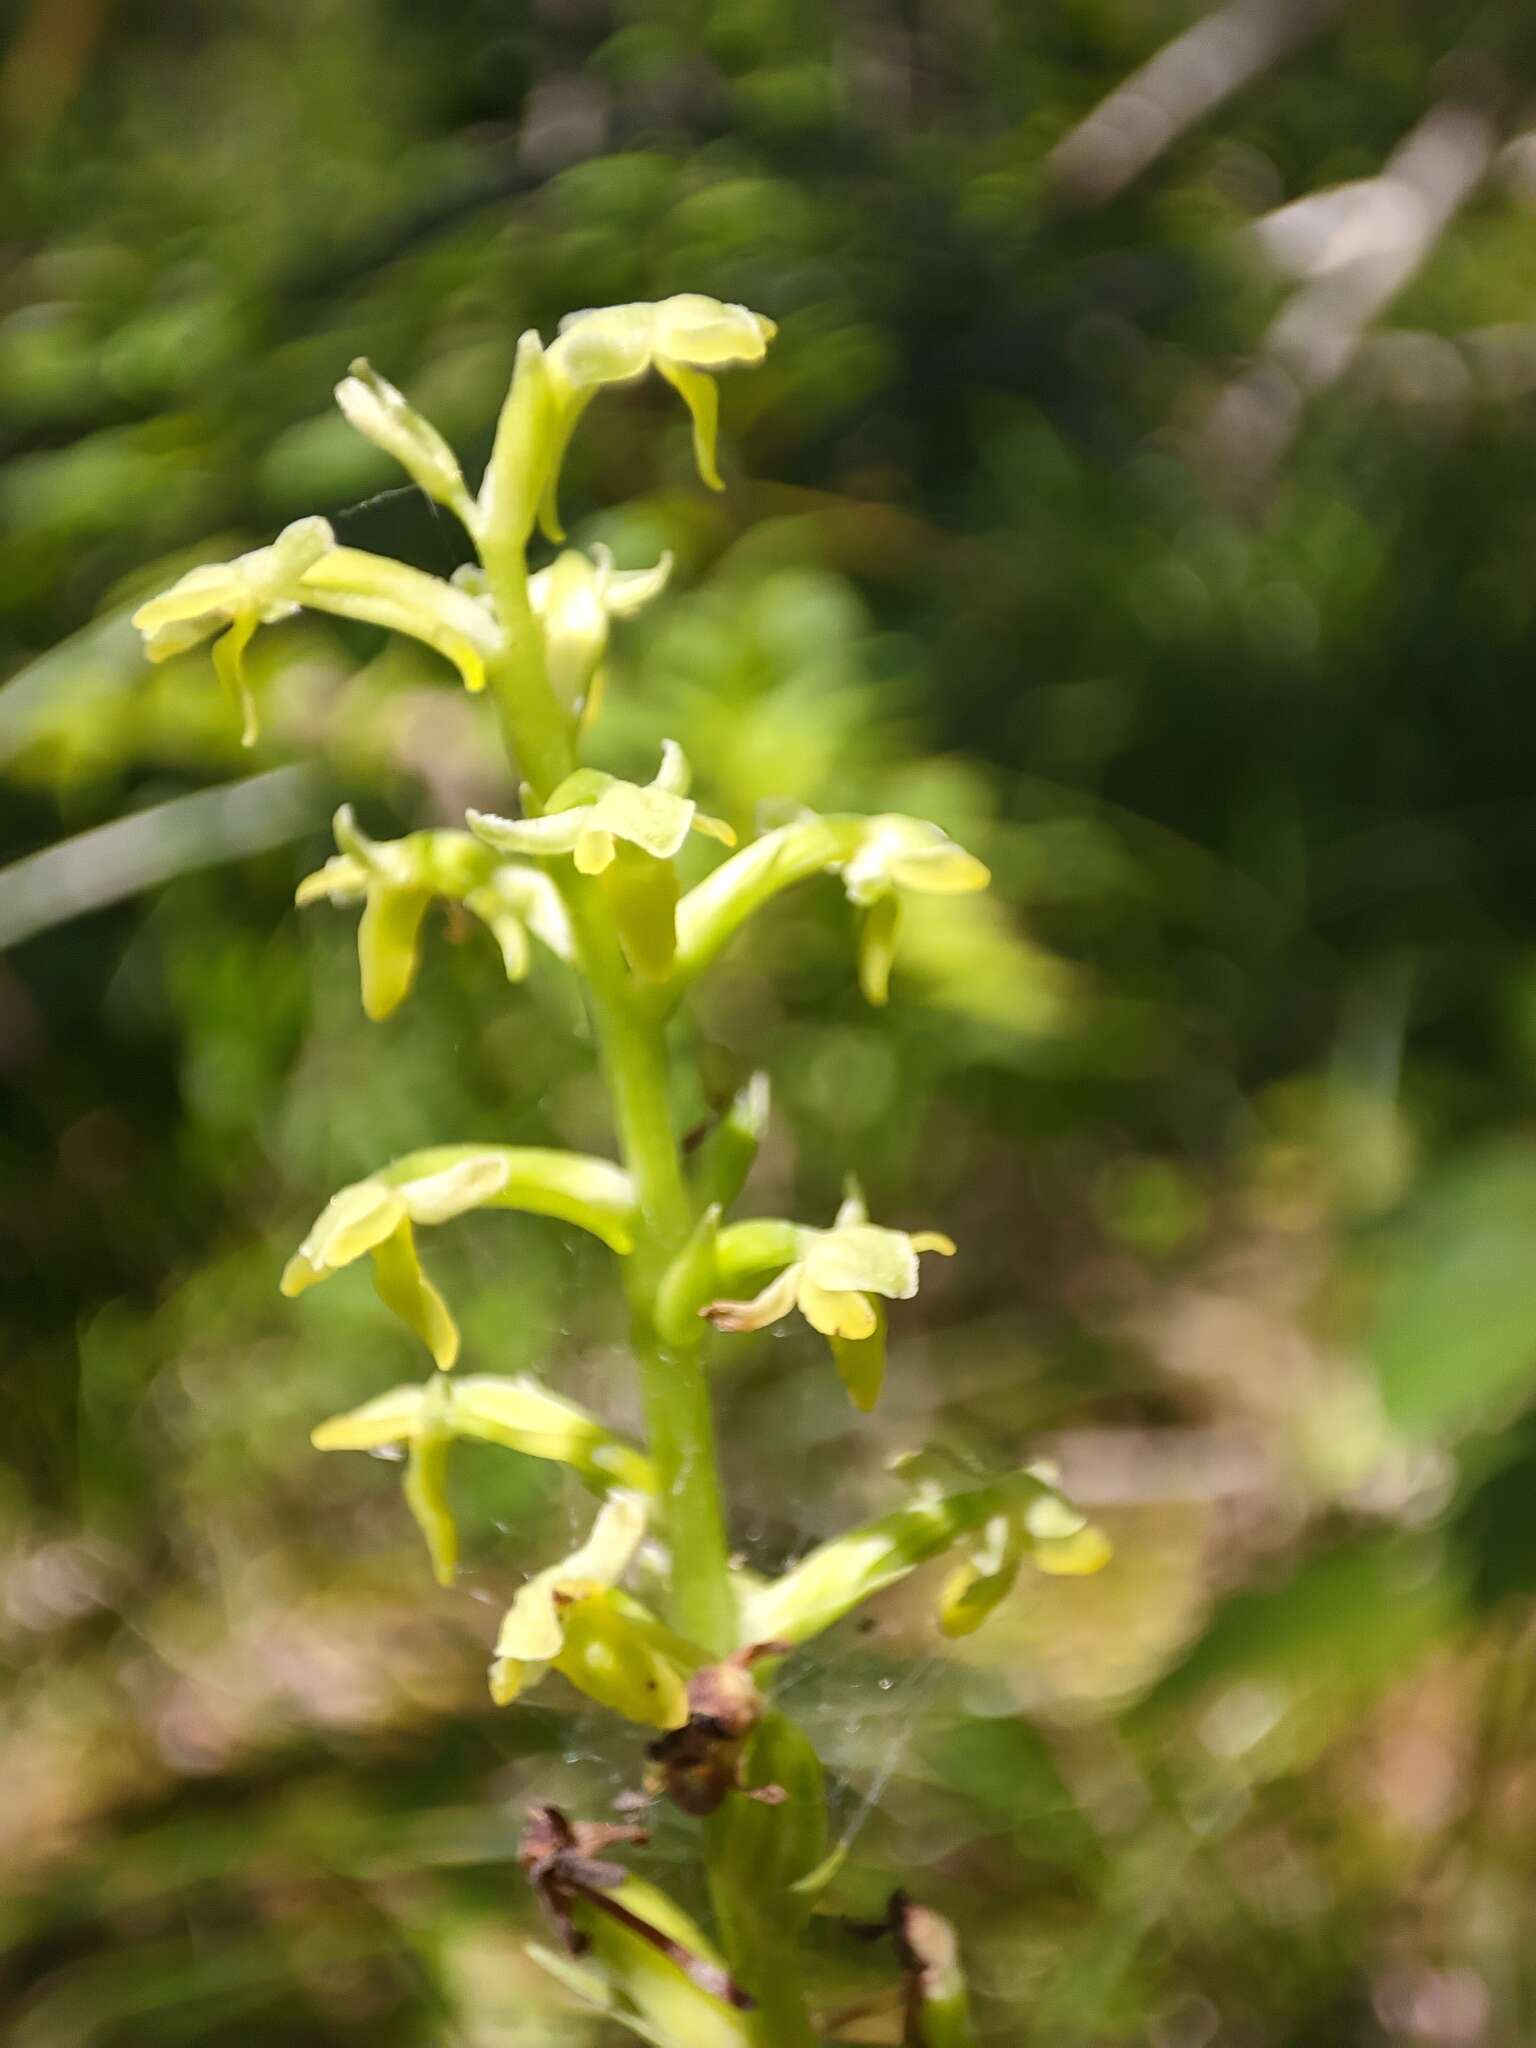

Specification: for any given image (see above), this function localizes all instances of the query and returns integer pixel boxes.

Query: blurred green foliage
[7,1,1536,2042]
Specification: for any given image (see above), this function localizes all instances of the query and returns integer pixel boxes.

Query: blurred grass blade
[0,767,327,949]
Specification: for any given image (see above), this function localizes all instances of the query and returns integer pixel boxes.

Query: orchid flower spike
[705,1187,955,1411]
[130,516,336,746]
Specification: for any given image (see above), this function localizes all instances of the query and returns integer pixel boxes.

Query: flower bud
[334,360,475,526]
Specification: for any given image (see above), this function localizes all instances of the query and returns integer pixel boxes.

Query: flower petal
[797,1276,878,1341]
[397,1150,513,1225]
[298,548,501,694]
[370,1216,460,1369]
[211,612,260,748]
[701,1262,802,1333]
[802,1224,921,1302]
[310,1384,426,1451]
[450,1375,655,1495]
[856,892,901,1007]
[652,295,776,368]
[587,779,697,862]
[574,825,618,876]
[829,1299,887,1411]
[356,882,431,1021]
[403,1373,458,1586]
[551,303,659,385]
[281,1181,407,1293]
[555,1591,691,1728]
[480,328,562,548]
[656,359,722,490]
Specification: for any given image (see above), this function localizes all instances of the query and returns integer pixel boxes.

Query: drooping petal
[356,882,431,1020]
[829,1298,887,1411]
[656,359,722,490]
[938,1511,1024,1637]
[464,886,532,980]
[796,1274,878,1342]
[402,1371,458,1585]
[210,611,260,748]
[600,839,680,980]
[370,1215,459,1369]
[856,891,901,1007]
[574,825,618,875]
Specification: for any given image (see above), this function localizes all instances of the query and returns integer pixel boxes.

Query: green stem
[484,529,818,2043]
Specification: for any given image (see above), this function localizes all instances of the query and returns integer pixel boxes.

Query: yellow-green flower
[838,816,992,1006]
[311,1371,655,1584]
[528,544,672,726]
[489,1494,698,1727]
[131,523,504,744]
[282,1145,637,1366]
[706,1191,955,1411]
[535,294,775,536]
[469,740,733,876]
[295,806,572,1020]
[469,742,735,978]
[130,516,336,747]
[281,1151,512,1368]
